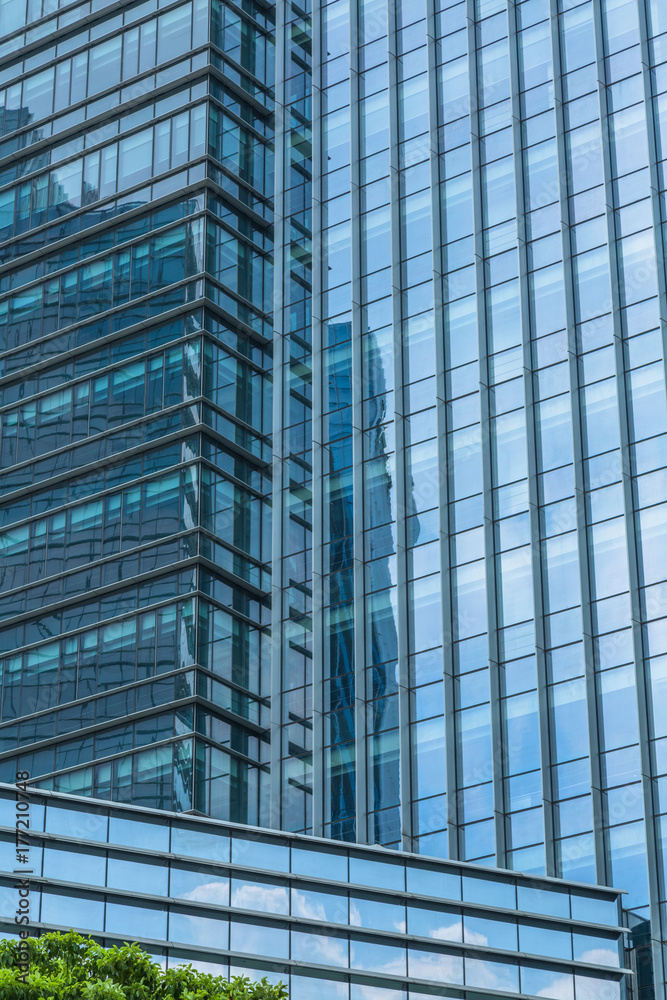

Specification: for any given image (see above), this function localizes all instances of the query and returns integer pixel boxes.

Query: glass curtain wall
[0,0,276,825]
[299,2,667,997]
[0,786,630,1000]
[272,0,315,837]
[3,0,667,995]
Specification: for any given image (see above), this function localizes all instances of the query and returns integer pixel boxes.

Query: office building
[0,0,665,996]
[0,0,275,825]
[0,784,631,999]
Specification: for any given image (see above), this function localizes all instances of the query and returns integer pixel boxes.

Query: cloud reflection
[179,880,229,905]
[231,882,289,914]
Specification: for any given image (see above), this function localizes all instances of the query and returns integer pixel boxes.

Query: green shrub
[0,930,288,999]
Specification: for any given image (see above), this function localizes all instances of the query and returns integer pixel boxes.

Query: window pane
[118,129,154,191]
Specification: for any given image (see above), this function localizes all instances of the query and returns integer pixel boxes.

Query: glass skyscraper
[0,0,275,825]
[1,0,666,995]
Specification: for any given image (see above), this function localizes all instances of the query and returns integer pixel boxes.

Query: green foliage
[0,931,289,1000]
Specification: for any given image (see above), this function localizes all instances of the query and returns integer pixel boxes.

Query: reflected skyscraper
[1,0,667,996]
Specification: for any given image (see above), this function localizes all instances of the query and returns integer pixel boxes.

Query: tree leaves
[0,933,289,999]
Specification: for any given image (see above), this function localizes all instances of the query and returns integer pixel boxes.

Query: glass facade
[0,0,275,826]
[0,785,629,999]
[2,0,667,995]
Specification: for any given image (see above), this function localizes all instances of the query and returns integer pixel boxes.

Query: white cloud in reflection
[535,978,574,1000]
[465,957,518,993]
[408,951,463,983]
[291,890,330,922]
[179,880,229,905]
[351,952,407,978]
[463,928,488,946]
[348,902,406,935]
[429,920,464,943]
[577,948,620,968]
[574,975,621,1000]
[231,883,289,914]
[294,932,348,968]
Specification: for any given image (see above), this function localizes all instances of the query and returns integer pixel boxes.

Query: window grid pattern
[271,0,315,839]
[300,4,667,996]
[319,0,357,845]
[0,0,276,822]
[0,786,628,1000]
[2,0,667,995]
[0,0,209,143]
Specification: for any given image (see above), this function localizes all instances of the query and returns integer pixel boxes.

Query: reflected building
[1,0,667,997]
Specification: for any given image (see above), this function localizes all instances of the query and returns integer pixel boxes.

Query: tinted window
[171,824,229,862]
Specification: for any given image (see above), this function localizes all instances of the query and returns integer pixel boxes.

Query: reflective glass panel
[292,885,349,924]
[349,895,405,933]
[41,889,104,931]
[171,824,230,862]
[169,910,229,949]
[170,865,229,905]
[42,845,106,886]
[231,836,290,872]
[231,877,290,914]
[230,920,289,958]
[108,814,170,852]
